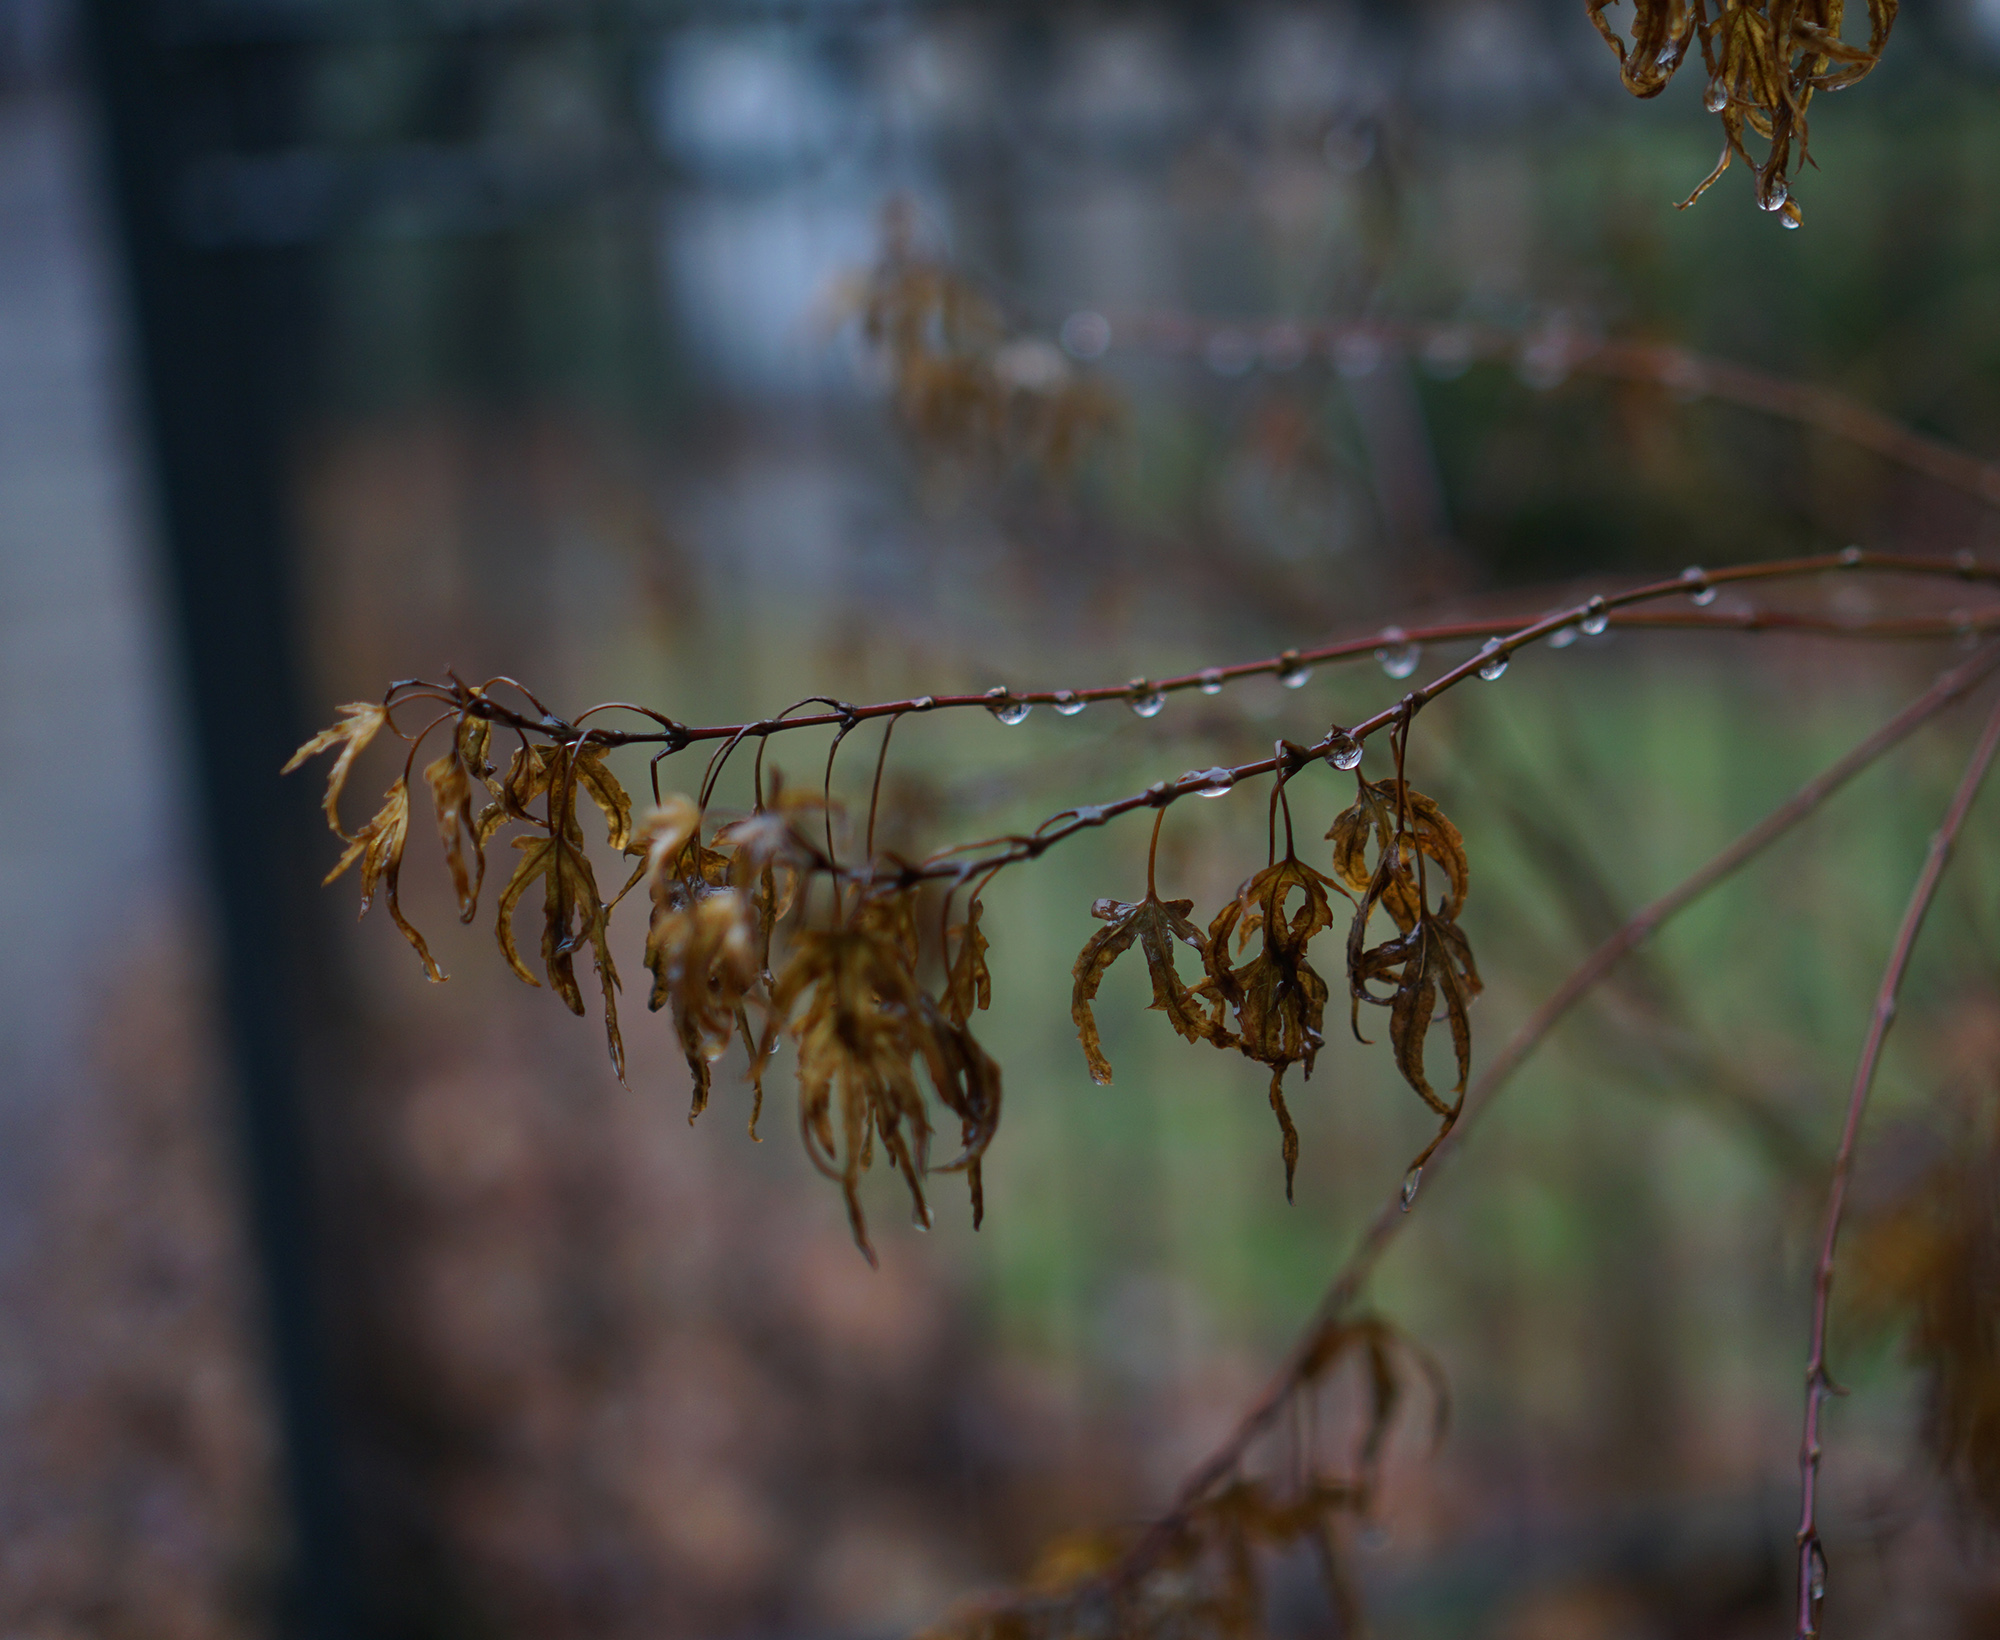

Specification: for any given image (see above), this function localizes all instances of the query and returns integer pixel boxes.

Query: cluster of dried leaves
[1072,753,1480,1198]
[286,690,999,1264]
[926,1318,1446,1640]
[1586,0,1898,222]
[833,198,1119,472]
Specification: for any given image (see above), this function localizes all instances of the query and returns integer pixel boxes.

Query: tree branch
[1792,688,2000,1639]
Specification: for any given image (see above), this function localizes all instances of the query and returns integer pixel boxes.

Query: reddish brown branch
[1094,639,2000,1599]
[1111,315,2000,510]
[1792,689,2000,1639]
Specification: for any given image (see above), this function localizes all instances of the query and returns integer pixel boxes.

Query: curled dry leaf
[423,715,492,921]
[322,776,444,983]
[636,798,764,1127]
[773,912,939,1265]
[1205,854,1345,1199]
[499,740,633,849]
[1586,0,1898,220]
[497,832,624,1080]
[1071,891,1218,1085]
[1331,778,1482,1124]
[283,700,386,839]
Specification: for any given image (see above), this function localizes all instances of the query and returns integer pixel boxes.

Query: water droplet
[1198,668,1226,696]
[910,695,936,711]
[912,1201,934,1231]
[1807,1542,1827,1604]
[1072,805,1107,825]
[1703,80,1727,112]
[1779,202,1803,230]
[1420,329,1473,381]
[1059,309,1110,360]
[1334,331,1382,379]
[1956,549,1979,574]
[1376,628,1421,679]
[1840,545,1863,566]
[1051,690,1087,716]
[1324,729,1363,771]
[1581,597,1609,637]
[1188,767,1235,798]
[1548,625,1579,650]
[1760,176,1790,211]
[1682,565,1717,606]
[1277,650,1312,688]
[1400,1167,1422,1210]
[985,687,1031,726]
[1477,640,1510,682]
[1128,680,1166,718]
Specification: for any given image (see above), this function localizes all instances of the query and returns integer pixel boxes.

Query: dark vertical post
[80,6,354,1638]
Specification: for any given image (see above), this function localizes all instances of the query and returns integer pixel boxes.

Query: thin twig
[1792,689,2000,1639]
[1094,640,2000,1597]
[1111,315,2000,510]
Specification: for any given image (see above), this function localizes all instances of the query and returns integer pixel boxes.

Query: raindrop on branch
[1277,651,1313,688]
[1128,680,1166,718]
[1187,768,1235,798]
[1376,628,1421,679]
[1548,625,1578,650]
[1400,1167,1423,1210]
[985,688,1032,726]
[1682,565,1717,606]
[1197,669,1226,695]
[1051,690,1087,716]
[1324,729,1363,771]
[1581,597,1609,637]
[1477,640,1509,682]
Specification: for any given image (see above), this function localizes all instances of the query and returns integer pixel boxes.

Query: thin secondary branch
[1094,640,2000,1597]
[1111,314,2000,510]
[1792,689,2000,1640]
[422,554,2000,761]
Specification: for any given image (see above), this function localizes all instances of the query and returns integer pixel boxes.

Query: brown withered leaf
[496,833,624,1080]
[1072,891,1217,1085]
[323,777,444,983]
[1204,856,1346,1199]
[1329,777,1468,930]
[773,914,937,1265]
[916,994,1002,1230]
[284,701,387,840]
[942,894,991,1027]
[1586,0,1898,220]
[424,716,492,921]
[499,741,632,848]
[636,798,763,1126]
[1333,778,1482,1122]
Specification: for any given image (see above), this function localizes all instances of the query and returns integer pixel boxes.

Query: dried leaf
[500,741,633,848]
[943,894,992,1027]
[1203,855,1345,1198]
[1070,891,1215,1085]
[1586,0,1898,219]
[1333,778,1482,1123]
[284,701,387,840]
[424,716,492,921]
[324,777,443,983]
[496,832,623,1079]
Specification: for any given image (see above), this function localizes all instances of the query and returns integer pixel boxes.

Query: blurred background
[6,1,2000,1636]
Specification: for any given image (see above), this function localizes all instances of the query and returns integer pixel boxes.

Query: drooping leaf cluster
[287,689,1001,1261]
[1071,763,1480,1198]
[1586,0,1898,222]
[923,1317,1446,1640]
[834,198,1119,473]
